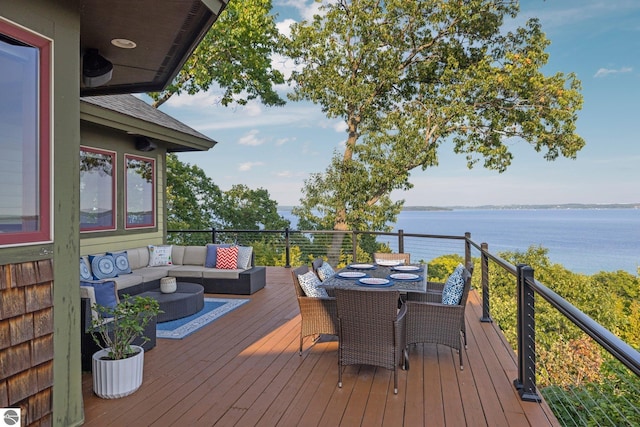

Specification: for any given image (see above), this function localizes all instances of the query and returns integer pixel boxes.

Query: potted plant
[90,295,161,399]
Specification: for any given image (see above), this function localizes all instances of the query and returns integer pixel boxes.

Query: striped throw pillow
[216,246,238,269]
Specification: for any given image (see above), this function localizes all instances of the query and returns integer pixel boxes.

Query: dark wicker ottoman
[138,282,204,323]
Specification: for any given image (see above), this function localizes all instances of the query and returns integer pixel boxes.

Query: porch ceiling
[80,0,227,96]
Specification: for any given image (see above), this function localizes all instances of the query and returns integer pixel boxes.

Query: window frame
[124,153,156,230]
[0,19,51,246]
[80,146,117,233]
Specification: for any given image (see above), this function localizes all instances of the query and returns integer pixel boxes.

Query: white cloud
[164,90,222,109]
[594,66,633,78]
[333,120,347,133]
[271,52,302,81]
[276,137,294,146]
[238,130,265,146]
[276,18,296,38]
[274,170,293,178]
[238,161,264,172]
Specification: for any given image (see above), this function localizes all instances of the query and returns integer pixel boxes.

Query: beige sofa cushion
[167,266,206,278]
[112,273,144,291]
[126,247,150,270]
[133,266,176,282]
[182,246,207,266]
[172,245,186,265]
[202,268,241,280]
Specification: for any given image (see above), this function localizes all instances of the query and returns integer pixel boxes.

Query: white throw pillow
[298,271,329,298]
[148,245,173,267]
[316,262,335,281]
[237,246,253,270]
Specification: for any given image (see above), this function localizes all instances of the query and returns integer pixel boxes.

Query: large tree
[150,0,285,108]
[217,184,290,230]
[166,154,223,244]
[286,0,584,261]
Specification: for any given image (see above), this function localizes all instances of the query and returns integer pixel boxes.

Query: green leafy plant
[90,295,161,360]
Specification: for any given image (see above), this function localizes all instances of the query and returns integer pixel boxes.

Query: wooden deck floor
[81,267,559,426]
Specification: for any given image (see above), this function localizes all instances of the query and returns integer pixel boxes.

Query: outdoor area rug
[157,297,249,339]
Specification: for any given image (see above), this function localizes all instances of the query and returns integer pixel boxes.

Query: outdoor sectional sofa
[79,244,265,370]
[81,244,266,298]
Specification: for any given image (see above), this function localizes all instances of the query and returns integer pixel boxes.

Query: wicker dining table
[319,263,428,294]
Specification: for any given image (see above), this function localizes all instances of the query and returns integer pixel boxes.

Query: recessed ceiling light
[111,38,137,49]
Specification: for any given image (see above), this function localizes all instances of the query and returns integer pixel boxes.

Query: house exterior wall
[79,122,167,255]
[1,2,83,426]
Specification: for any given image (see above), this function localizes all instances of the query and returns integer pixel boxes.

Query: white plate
[338,271,367,278]
[349,263,375,269]
[376,259,402,267]
[392,265,421,271]
[359,278,390,285]
[389,273,420,280]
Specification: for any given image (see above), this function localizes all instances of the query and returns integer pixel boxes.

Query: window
[80,147,116,231]
[125,154,155,229]
[0,20,51,245]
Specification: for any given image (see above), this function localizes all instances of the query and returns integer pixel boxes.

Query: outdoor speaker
[82,49,113,87]
[135,137,157,152]
[136,136,158,151]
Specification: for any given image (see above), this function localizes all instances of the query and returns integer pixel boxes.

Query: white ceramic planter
[92,345,144,399]
[160,276,177,293]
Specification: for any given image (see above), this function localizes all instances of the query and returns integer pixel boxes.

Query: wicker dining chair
[405,264,473,370]
[373,252,411,264]
[291,265,338,355]
[335,288,407,394]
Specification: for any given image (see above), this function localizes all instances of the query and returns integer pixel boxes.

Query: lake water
[280,209,640,275]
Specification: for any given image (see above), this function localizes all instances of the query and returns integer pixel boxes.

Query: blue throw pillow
[205,244,231,268]
[441,264,465,305]
[81,280,118,318]
[107,251,132,275]
[89,254,118,280]
[80,258,92,281]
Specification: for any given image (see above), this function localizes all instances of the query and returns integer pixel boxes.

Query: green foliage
[217,184,290,230]
[427,254,466,281]
[287,0,584,239]
[543,359,640,426]
[483,245,640,425]
[90,296,161,360]
[149,0,285,108]
[166,156,290,249]
[166,153,222,244]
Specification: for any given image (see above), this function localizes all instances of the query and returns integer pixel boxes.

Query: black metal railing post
[351,231,358,263]
[398,229,404,253]
[480,242,492,322]
[284,227,290,268]
[212,228,217,244]
[464,232,471,266]
[514,264,541,402]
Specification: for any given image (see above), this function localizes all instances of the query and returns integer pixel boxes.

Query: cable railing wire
[167,227,640,425]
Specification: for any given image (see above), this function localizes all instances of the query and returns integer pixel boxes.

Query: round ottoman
[138,282,204,323]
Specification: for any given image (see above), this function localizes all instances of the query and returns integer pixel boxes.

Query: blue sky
[157,0,640,207]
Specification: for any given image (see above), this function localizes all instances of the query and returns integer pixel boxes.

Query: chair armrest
[427,281,445,292]
[407,291,442,304]
[406,300,465,325]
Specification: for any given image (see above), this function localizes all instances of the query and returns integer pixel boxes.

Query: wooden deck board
[81,267,559,426]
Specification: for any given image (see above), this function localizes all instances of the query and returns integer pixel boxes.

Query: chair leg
[394,368,398,394]
[299,334,303,356]
[459,334,464,370]
[338,364,343,388]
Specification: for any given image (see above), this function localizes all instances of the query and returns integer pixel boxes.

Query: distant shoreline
[278,203,640,211]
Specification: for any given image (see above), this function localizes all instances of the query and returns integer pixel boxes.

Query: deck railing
[168,227,640,425]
